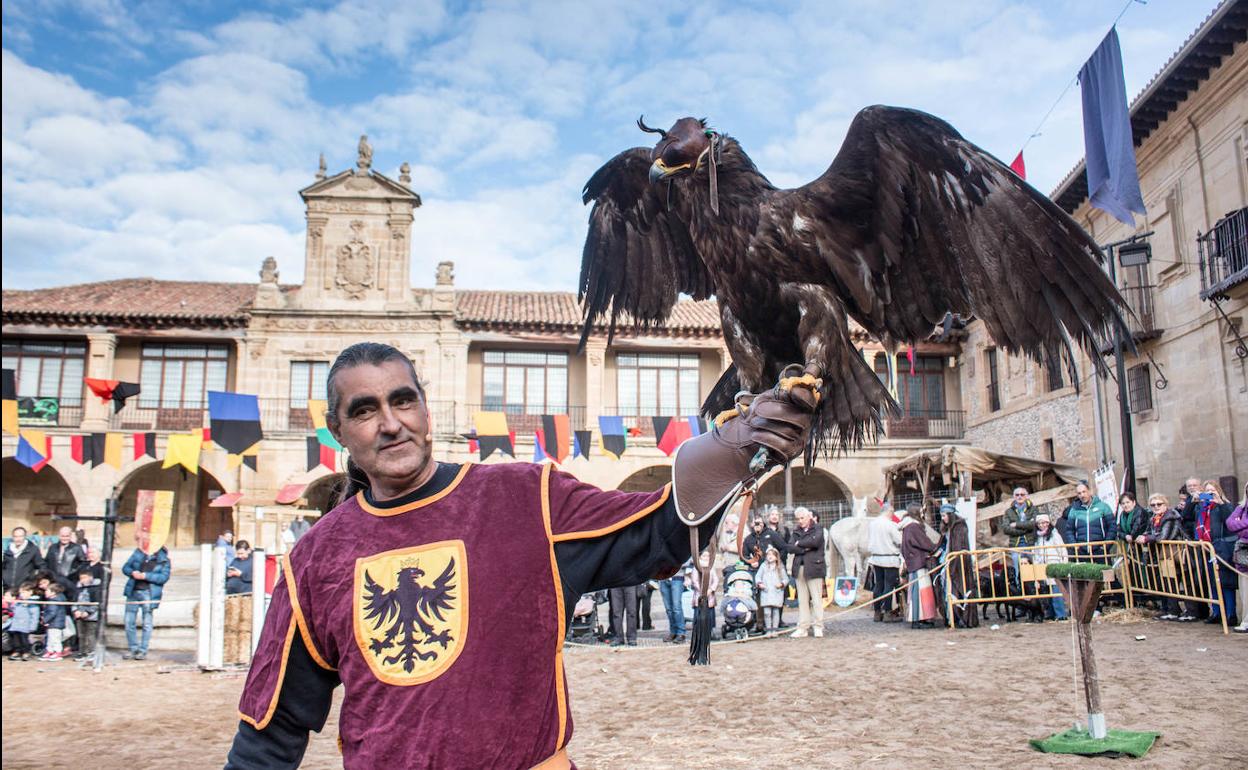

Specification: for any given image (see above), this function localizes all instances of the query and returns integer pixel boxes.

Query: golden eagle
[361,561,457,672]
[579,106,1129,454]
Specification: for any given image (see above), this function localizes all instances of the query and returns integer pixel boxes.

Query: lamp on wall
[1117,240,1152,267]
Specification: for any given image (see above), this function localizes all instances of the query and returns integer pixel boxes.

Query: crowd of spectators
[2,525,175,661]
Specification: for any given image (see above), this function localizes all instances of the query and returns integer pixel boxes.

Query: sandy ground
[2,613,1244,769]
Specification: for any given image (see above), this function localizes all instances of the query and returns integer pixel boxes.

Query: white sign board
[940,497,979,551]
[1093,464,1118,512]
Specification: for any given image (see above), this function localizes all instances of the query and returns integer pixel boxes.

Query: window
[1045,356,1065,392]
[872,354,945,415]
[1,339,87,406]
[289,362,329,407]
[616,353,700,416]
[139,343,229,409]
[985,348,1001,412]
[1127,363,1153,413]
[482,350,568,415]
[1043,438,1055,462]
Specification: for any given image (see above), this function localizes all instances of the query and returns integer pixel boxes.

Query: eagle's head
[399,565,426,583]
[638,115,713,184]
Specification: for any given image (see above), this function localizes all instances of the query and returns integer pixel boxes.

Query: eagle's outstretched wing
[361,570,400,630]
[578,147,714,347]
[414,559,457,625]
[785,105,1128,379]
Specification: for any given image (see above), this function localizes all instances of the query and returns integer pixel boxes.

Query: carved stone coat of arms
[336,220,375,298]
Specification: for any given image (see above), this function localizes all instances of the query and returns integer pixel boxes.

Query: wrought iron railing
[881,409,965,440]
[1198,207,1248,299]
[451,404,589,437]
[1119,284,1161,338]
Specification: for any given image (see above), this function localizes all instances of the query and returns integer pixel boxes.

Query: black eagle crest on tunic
[361,560,457,672]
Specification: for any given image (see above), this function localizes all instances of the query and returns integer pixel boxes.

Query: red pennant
[71,435,86,465]
[319,443,336,471]
[656,419,693,456]
[1009,151,1026,180]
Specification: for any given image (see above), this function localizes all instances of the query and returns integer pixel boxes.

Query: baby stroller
[721,566,758,641]
[566,591,605,642]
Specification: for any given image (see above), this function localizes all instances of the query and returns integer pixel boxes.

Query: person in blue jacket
[1063,482,1117,563]
[121,544,171,660]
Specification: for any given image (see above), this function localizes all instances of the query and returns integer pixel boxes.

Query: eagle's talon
[713,407,743,427]
[778,373,823,404]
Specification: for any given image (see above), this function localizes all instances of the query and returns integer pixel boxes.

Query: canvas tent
[881,445,1085,522]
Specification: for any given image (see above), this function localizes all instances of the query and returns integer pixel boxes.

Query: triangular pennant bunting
[573,430,592,460]
[208,391,263,455]
[163,432,202,474]
[133,432,157,460]
[84,378,141,413]
[540,414,571,463]
[656,417,693,457]
[598,416,626,459]
[15,430,50,472]
[2,369,18,435]
[473,411,514,460]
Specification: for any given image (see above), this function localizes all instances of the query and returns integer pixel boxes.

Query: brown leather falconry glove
[672,383,818,525]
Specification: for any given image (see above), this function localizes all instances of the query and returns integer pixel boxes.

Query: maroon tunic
[238,462,669,769]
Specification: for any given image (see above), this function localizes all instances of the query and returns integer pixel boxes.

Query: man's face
[768,511,780,527]
[11,528,25,547]
[330,360,432,494]
[236,546,250,560]
[752,520,764,533]
[1186,478,1201,494]
[1077,485,1092,504]
[58,526,72,545]
[1013,489,1027,504]
[87,547,100,563]
[796,512,812,528]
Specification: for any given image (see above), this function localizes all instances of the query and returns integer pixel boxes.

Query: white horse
[826,497,870,578]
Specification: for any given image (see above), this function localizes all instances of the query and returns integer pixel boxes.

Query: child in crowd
[688,551,720,608]
[754,546,789,633]
[9,583,41,661]
[71,570,101,660]
[39,581,68,661]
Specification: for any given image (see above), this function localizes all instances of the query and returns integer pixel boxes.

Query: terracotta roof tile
[453,290,721,334]
[3,278,256,327]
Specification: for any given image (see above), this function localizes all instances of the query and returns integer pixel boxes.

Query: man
[1063,482,1117,562]
[657,568,686,643]
[1180,476,1203,539]
[45,526,85,590]
[3,526,45,590]
[226,342,814,768]
[121,538,171,660]
[609,584,639,646]
[81,546,106,584]
[866,501,903,622]
[1002,487,1037,580]
[788,507,827,638]
[226,541,254,595]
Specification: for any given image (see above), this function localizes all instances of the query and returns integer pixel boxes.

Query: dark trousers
[9,631,31,654]
[872,565,900,616]
[636,585,653,630]
[610,586,638,643]
[75,618,98,655]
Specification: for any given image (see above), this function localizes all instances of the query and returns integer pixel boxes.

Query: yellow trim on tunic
[355,463,473,516]
[549,483,672,542]
[283,554,336,671]
[540,463,569,750]
[237,616,298,730]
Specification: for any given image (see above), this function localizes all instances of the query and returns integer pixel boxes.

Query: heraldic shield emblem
[353,540,469,685]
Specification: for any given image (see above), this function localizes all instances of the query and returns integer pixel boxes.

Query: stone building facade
[960,4,1248,500]
[3,139,968,552]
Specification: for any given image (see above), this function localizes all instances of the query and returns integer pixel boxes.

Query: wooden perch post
[1056,572,1108,739]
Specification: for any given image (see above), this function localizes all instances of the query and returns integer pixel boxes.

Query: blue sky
[1,0,1220,291]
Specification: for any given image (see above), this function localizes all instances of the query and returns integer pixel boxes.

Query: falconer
[226,342,815,769]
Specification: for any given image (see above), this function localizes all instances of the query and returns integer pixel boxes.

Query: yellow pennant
[162,432,201,474]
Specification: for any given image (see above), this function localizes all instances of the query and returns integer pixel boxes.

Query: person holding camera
[1225,482,1248,633]
[1194,480,1239,628]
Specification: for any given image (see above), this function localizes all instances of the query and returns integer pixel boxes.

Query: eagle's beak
[649,158,691,183]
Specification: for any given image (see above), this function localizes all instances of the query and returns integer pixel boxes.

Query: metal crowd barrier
[1120,540,1229,633]
[941,539,1230,634]
[942,540,1129,628]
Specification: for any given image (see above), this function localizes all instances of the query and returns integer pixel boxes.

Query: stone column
[81,333,117,430]
[584,339,607,425]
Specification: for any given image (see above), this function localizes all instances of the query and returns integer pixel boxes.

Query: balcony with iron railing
[1198,206,1248,300]
[881,409,965,440]
[1119,283,1162,343]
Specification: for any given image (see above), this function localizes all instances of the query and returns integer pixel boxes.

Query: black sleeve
[225,634,339,770]
[553,495,723,627]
